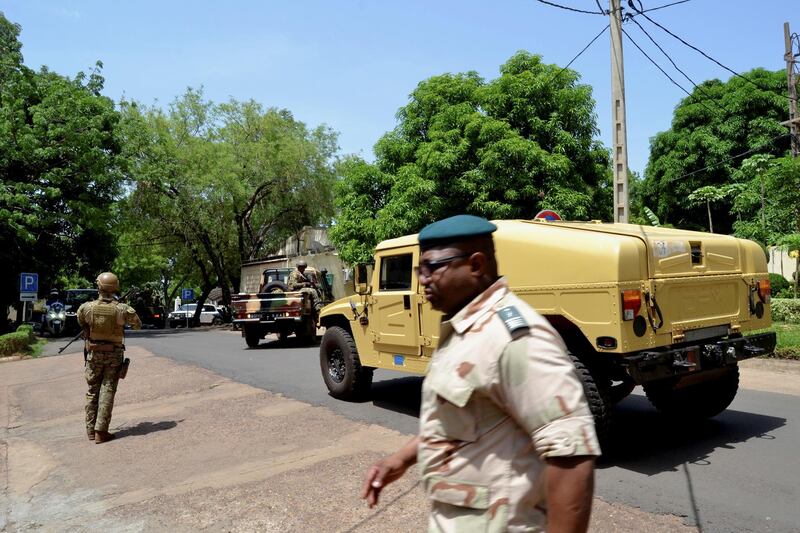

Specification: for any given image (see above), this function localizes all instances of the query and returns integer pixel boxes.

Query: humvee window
[379,254,413,291]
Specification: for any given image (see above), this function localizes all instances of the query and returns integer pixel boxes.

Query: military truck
[318,219,776,439]
[232,267,333,347]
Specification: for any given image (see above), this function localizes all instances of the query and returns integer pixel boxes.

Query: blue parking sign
[181,288,195,301]
[20,273,38,292]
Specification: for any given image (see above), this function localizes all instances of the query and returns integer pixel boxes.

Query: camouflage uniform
[78,297,141,435]
[288,268,321,309]
[418,277,599,533]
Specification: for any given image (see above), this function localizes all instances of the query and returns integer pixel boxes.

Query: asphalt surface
[50,327,799,533]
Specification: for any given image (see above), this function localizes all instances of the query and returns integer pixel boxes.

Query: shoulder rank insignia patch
[498,305,529,338]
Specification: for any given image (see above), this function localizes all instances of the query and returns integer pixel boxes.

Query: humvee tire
[244,325,261,348]
[643,365,740,419]
[320,326,373,400]
[569,353,612,448]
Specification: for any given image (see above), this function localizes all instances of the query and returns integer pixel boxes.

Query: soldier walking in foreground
[78,272,141,443]
[362,215,599,532]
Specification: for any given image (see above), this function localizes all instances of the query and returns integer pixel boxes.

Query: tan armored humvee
[318,219,776,439]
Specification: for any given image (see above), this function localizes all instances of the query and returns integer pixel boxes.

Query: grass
[26,338,47,358]
[762,322,800,360]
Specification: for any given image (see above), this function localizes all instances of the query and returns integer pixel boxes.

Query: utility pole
[784,22,799,158]
[610,0,629,222]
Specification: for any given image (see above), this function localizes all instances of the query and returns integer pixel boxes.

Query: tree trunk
[706,200,714,233]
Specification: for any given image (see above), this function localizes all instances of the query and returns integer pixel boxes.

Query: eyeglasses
[414,253,471,277]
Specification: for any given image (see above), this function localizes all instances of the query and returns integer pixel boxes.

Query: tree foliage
[119,89,337,305]
[731,155,800,245]
[1,12,123,325]
[331,51,611,263]
[641,68,788,233]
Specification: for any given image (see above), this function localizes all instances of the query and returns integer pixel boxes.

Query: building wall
[240,227,356,300]
[768,247,799,282]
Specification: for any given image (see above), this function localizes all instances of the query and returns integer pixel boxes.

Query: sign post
[181,289,195,328]
[19,273,38,323]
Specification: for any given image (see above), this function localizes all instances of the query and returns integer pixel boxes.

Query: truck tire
[569,353,613,448]
[262,281,288,293]
[244,325,262,348]
[320,326,373,400]
[644,365,740,420]
[296,317,317,345]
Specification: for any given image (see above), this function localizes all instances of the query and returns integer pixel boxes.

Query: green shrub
[0,331,33,356]
[771,298,800,323]
[16,324,35,342]
[769,273,791,294]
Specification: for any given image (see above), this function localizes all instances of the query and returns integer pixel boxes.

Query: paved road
[72,328,798,533]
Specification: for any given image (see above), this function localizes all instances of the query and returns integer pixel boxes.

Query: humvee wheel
[244,326,261,348]
[644,365,740,420]
[320,326,373,400]
[569,353,613,448]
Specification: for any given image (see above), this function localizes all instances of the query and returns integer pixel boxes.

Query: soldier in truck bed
[288,260,322,310]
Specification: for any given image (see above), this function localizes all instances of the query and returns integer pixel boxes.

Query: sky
[2,0,796,177]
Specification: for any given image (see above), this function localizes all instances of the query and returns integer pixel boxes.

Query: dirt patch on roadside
[740,358,800,395]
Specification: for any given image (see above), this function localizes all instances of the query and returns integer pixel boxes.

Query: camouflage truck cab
[318,219,776,440]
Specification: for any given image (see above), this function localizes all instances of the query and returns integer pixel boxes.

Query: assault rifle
[58,329,85,355]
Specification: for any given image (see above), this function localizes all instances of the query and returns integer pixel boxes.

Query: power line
[545,24,610,86]
[628,1,795,102]
[640,0,692,13]
[534,0,604,15]
[627,15,728,116]
[673,133,790,181]
[621,27,719,116]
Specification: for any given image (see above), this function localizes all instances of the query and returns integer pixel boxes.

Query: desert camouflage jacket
[418,277,599,533]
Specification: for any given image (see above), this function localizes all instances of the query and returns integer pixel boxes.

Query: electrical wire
[534,0,604,15]
[672,133,790,182]
[629,1,795,101]
[545,24,610,86]
[627,16,728,116]
[640,0,692,13]
[621,27,719,116]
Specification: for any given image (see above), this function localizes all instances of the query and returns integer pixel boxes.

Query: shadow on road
[247,336,321,350]
[115,419,183,439]
[371,376,423,417]
[126,327,232,338]
[598,394,786,475]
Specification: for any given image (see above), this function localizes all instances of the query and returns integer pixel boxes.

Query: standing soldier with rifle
[78,272,141,443]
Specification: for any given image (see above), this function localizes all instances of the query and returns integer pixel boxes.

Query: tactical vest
[87,299,126,343]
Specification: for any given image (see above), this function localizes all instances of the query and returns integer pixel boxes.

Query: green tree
[1,13,123,326]
[331,51,611,263]
[687,185,730,233]
[731,155,800,246]
[641,68,788,233]
[119,89,337,306]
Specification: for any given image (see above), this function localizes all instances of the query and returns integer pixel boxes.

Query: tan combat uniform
[418,278,600,533]
[78,297,141,434]
[288,269,321,309]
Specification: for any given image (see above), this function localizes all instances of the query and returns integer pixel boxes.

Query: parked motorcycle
[43,301,67,337]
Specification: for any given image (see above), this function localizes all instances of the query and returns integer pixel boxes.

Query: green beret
[418,215,497,247]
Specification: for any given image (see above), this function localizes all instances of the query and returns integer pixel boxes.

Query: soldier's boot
[94,430,115,444]
[87,428,95,441]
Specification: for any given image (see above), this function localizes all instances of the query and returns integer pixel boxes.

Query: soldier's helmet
[297,260,307,269]
[96,272,120,294]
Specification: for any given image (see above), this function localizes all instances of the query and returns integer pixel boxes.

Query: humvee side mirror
[354,264,371,295]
